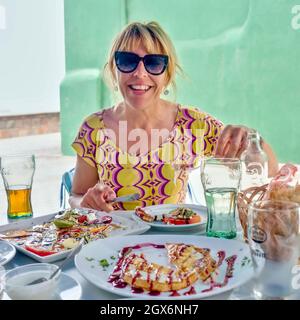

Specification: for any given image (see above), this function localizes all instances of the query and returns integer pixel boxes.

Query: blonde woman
[69,21,278,212]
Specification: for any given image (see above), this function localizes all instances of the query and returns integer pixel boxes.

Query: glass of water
[201,157,241,239]
[248,200,300,299]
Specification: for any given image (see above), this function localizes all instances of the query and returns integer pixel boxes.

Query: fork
[26,239,84,286]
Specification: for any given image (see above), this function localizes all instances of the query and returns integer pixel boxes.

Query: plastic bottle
[240,130,268,190]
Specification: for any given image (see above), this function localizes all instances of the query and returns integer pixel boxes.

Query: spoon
[26,239,84,286]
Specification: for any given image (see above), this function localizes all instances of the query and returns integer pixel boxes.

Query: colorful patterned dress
[72,105,224,210]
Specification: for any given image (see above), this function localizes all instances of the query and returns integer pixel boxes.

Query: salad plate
[0,208,150,263]
[132,204,207,231]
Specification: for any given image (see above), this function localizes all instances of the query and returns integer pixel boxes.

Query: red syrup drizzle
[178,244,188,256]
[149,290,161,296]
[111,279,127,288]
[131,287,144,294]
[183,286,196,296]
[217,251,226,267]
[148,265,164,297]
[132,271,141,286]
[201,254,237,293]
[169,290,180,297]
[107,243,165,292]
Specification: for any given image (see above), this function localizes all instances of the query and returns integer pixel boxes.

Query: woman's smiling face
[116,47,168,110]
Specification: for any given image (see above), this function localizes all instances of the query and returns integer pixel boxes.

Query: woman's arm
[69,155,116,211]
[214,125,279,177]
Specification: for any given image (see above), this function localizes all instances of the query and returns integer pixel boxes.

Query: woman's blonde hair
[104,21,182,93]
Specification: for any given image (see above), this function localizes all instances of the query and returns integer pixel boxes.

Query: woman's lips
[128,84,152,95]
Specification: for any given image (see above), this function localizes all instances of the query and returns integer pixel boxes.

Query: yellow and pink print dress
[72,106,224,210]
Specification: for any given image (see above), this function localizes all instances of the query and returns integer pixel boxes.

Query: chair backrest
[186,167,206,206]
[60,168,75,209]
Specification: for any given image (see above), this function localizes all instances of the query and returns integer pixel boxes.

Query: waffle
[119,243,217,292]
[165,243,217,281]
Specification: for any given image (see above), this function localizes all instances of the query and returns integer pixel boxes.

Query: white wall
[0,0,65,116]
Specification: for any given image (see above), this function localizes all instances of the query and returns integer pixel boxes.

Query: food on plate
[61,238,80,249]
[121,255,198,292]
[163,207,201,225]
[0,230,32,239]
[2,209,124,257]
[108,242,218,293]
[135,207,156,222]
[165,243,217,281]
[134,207,201,225]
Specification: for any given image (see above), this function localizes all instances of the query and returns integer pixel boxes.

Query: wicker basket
[237,184,269,241]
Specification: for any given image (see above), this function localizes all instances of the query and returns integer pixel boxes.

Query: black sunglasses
[115,51,169,75]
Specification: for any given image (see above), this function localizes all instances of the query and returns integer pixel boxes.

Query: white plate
[0,209,150,263]
[132,204,207,231]
[2,272,82,300]
[0,240,16,266]
[75,234,254,300]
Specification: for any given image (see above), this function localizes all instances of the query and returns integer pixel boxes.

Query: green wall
[61,0,300,163]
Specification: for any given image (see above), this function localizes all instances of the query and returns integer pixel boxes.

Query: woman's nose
[133,60,147,77]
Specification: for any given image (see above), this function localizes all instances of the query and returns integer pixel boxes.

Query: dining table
[0,209,299,301]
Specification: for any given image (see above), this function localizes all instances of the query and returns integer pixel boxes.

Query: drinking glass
[248,200,300,299]
[0,155,35,219]
[201,157,241,239]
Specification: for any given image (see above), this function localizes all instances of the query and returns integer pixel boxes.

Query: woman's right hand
[80,183,116,212]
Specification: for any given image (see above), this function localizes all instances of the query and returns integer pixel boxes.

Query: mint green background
[60,0,300,163]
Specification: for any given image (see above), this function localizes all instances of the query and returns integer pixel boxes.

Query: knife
[110,193,140,203]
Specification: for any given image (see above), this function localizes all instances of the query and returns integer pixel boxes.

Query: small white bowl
[3,263,61,300]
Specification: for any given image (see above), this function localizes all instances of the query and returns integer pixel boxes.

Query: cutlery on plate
[0,230,33,239]
[26,239,84,286]
[111,193,140,203]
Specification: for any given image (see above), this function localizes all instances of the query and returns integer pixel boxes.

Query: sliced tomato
[173,219,186,225]
[188,215,201,224]
[78,215,88,223]
[163,217,186,225]
[25,246,57,256]
[163,215,201,225]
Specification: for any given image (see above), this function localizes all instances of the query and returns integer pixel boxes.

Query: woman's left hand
[214,125,249,158]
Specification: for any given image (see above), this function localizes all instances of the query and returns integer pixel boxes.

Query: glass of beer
[0,155,35,219]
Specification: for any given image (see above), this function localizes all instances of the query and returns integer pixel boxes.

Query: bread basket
[237,184,269,241]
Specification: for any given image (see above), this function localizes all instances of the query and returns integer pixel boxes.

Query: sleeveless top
[72,105,224,210]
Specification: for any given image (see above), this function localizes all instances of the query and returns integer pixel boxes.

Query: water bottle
[240,130,268,190]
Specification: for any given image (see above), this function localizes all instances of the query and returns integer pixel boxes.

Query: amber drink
[0,155,35,219]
